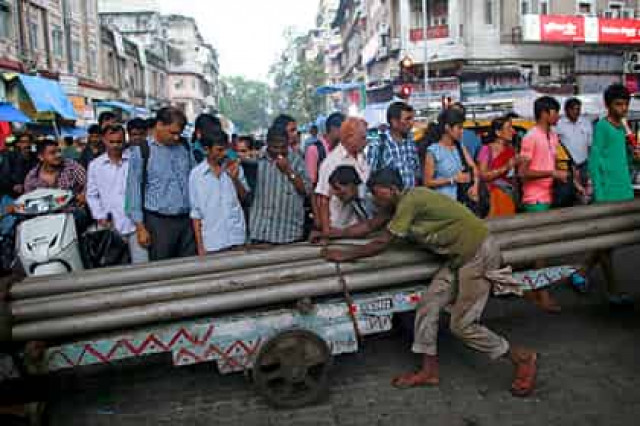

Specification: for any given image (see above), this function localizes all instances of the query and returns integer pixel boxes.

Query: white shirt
[189,161,248,253]
[87,150,136,235]
[555,116,593,165]
[315,144,370,229]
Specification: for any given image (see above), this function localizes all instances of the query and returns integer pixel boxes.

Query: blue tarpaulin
[0,102,31,123]
[17,74,77,120]
[316,82,364,96]
[96,100,135,113]
[96,101,149,117]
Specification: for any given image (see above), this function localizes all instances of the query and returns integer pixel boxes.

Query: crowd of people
[0,83,637,397]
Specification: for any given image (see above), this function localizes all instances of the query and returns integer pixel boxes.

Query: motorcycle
[13,188,84,277]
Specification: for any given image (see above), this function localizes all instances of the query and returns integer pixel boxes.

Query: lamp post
[422,0,429,97]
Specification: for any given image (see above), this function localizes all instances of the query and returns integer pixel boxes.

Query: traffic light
[399,84,413,100]
[400,56,414,83]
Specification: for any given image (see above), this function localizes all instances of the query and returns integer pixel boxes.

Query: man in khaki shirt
[321,168,538,398]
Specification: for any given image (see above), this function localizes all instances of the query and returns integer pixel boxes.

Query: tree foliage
[269,28,328,126]
[219,76,271,133]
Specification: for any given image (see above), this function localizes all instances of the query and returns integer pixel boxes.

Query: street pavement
[43,256,640,426]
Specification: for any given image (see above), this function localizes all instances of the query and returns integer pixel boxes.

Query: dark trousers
[144,211,196,261]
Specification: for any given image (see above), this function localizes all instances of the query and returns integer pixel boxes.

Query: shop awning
[17,74,77,120]
[0,102,31,123]
[316,82,364,95]
[96,101,149,117]
[96,100,135,113]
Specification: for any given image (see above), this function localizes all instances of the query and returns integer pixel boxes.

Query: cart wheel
[253,329,332,408]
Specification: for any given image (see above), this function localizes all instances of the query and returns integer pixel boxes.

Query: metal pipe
[12,251,429,322]
[12,201,640,300]
[13,210,640,303]
[495,214,640,250]
[487,200,640,233]
[11,245,325,299]
[11,264,440,341]
[12,230,640,341]
[18,242,307,285]
[12,261,275,307]
[504,230,640,265]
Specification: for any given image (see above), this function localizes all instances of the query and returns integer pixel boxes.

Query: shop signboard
[523,14,640,45]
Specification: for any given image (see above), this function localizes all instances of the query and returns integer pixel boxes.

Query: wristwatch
[289,172,297,181]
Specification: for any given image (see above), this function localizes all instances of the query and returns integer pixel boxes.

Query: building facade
[99,3,220,122]
[332,0,640,109]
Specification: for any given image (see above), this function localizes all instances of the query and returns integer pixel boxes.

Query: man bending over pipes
[321,167,538,397]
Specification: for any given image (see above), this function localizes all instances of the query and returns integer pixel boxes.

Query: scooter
[13,188,84,277]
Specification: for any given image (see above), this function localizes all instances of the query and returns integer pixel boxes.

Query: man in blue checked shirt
[125,107,196,261]
[367,102,421,190]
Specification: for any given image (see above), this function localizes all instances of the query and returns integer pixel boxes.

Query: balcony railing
[409,25,450,42]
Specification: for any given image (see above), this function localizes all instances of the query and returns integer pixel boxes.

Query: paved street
[44,266,640,426]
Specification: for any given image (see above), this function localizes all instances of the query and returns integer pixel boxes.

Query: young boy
[309,166,370,242]
[519,96,568,212]
[518,96,566,312]
[586,84,636,305]
[189,131,249,255]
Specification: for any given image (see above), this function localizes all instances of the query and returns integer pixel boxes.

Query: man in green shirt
[589,84,634,203]
[585,84,637,305]
[322,168,538,397]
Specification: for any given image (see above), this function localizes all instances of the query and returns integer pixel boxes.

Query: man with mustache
[87,124,148,264]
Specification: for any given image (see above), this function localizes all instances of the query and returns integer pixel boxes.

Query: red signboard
[599,18,640,44]
[409,25,450,42]
[540,15,585,43]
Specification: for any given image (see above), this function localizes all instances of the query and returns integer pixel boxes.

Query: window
[606,2,624,18]
[52,26,63,58]
[520,0,532,15]
[72,40,80,63]
[485,0,493,25]
[539,0,549,15]
[88,48,97,77]
[0,3,11,39]
[29,20,39,51]
[577,1,595,15]
[86,0,95,17]
[108,52,116,84]
[538,64,551,77]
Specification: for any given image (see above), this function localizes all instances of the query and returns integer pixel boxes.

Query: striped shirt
[249,153,311,244]
[367,131,420,190]
[125,138,194,224]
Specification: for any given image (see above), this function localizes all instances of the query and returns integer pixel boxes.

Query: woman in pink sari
[478,117,523,217]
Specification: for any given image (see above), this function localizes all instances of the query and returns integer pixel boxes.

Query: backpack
[312,140,327,171]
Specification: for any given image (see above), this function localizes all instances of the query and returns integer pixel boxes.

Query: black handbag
[82,228,130,268]
[454,142,490,218]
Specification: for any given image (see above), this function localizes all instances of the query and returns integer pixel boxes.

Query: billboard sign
[523,14,640,45]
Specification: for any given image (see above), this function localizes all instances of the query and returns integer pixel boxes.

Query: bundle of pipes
[7,200,640,342]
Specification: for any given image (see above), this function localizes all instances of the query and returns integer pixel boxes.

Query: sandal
[391,371,440,389]
[511,353,537,397]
